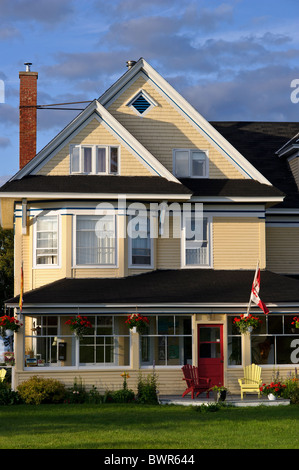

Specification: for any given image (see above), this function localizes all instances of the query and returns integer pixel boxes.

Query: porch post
[130,330,140,370]
[242,333,251,366]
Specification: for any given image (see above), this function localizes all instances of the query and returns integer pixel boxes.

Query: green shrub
[17,376,66,405]
[112,388,135,403]
[137,371,159,404]
[0,381,23,405]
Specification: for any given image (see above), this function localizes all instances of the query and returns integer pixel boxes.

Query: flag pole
[245,260,259,316]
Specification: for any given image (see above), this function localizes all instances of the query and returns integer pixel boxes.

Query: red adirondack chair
[181,364,211,399]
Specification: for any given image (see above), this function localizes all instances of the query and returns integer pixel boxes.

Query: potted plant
[125,313,149,334]
[233,314,261,334]
[260,381,287,400]
[65,315,92,339]
[210,385,228,402]
[0,315,23,337]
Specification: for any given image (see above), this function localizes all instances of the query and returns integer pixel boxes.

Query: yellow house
[1,58,299,395]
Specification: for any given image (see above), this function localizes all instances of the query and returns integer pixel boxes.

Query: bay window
[75,214,116,266]
[183,214,210,267]
[35,215,58,266]
[129,215,153,267]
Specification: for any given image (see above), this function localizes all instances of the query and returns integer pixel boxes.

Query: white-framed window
[227,314,299,366]
[128,215,154,268]
[74,214,117,267]
[34,214,59,266]
[70,145,119,175]
[182,214,211,267]
[140,315,192,367]
[24,315,130,368]
[173,149,208,178]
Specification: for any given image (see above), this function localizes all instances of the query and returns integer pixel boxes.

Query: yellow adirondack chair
[0,369,7,382]
[238,364,262,399]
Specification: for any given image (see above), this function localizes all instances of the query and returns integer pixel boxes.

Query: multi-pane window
[76,215,116,266]
[183,215,210,266]
[24,315,130,368]
[35,215,58,265]
[129,216,153,267]
[174,149,208,178]
[140,315,192,366]
[227,314,299,366]
[70,145,119,175]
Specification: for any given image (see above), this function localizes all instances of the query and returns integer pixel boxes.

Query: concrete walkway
[159,394,290,407]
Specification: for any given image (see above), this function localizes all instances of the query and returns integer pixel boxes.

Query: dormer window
[70,145,119,175]
[127,90,157,116]
[173,149,208,178]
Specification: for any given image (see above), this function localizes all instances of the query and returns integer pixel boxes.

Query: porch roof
[6,269,299,307]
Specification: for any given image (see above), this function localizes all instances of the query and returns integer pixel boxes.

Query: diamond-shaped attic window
[132,94,151,114]
[127,90,156,116]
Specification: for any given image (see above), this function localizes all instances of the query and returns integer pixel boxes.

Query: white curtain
[76,215,115,265]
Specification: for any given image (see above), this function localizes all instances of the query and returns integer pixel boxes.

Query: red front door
[197,324,224,387]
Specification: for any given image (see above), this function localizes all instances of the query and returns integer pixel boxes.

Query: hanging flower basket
[233,314,261,334]
[65,315,92,339]
[125,313,149,335]
[291,316,299,329]
[0,315,23,337]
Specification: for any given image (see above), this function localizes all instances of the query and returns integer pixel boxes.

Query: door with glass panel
[197,324,223,387]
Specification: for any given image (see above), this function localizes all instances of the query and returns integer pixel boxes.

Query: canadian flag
[250,265,269,315]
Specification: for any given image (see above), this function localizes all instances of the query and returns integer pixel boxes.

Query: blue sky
[0,0,299,181]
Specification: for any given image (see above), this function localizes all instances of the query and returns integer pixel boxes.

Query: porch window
[75,215,116,266]
[250,314,299,365]
[183,214,210,267]
[140,315,192,367]
[24,315,130,368]
[227,317,242,366]
[35,215,58,265]
[227,314,299,366]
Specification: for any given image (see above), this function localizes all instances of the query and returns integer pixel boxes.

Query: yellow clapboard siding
[108,76,245,179]
[266,226,299,273]
[73,268,121,278]
[14,368,186,395]
[213,217,263,269]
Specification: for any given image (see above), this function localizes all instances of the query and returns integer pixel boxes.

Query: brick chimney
[19,63,38,169]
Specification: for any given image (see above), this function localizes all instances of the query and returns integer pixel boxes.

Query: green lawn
[0,403,298,449]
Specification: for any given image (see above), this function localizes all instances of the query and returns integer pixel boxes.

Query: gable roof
[99,58,272,186]
[10,99,179,183]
